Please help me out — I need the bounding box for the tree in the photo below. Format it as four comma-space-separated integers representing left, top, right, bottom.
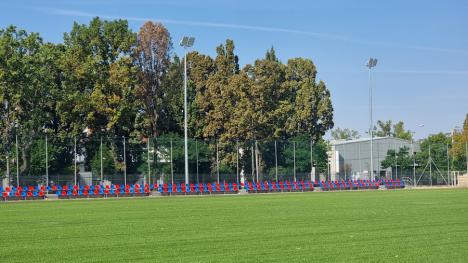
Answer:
0, 26, 71, 179
381, 146, 413, 178
331, 128, 360, 140
374, 120, 392, 137
134, 21, 172, 138
450, 114, 467, 172
373, 120, 412, 140
61, 17, 137, 173
415, 133, 450, 183
282, 58, 334, 141
393, 121, 412, 140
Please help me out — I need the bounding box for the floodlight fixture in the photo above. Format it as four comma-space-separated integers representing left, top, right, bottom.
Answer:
180, 36, 195, 48
366, 58, 378, 68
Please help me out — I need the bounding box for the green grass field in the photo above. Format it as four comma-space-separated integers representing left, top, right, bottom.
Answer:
1, 189, 468, 262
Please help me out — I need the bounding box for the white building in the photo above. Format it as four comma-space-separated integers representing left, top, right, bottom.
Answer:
329, 137, 419, 180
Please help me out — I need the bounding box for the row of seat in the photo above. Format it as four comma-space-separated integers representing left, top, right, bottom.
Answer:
244, 181, 314, 193
382, 179, 405, 189
158, 182, 240, 194
320, 180, 380, 191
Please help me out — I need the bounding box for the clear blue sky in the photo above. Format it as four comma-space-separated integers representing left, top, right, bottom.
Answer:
1, 0, 467, 139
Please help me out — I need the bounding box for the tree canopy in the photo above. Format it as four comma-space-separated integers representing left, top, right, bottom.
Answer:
0, 18, 334, 182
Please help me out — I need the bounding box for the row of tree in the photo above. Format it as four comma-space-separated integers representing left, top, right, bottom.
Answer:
0, 18, 334, 182
380, 115, 467, 181
331, 119, 413, 141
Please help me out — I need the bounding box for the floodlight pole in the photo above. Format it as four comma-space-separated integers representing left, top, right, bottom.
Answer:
180, 36, 195, 186
366, 58, 377, 180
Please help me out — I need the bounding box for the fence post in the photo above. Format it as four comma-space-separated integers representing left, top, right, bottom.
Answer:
147, 138, 151, 185
293, 141, 296, 182
100, 137, 103, 183
196, 139, 199, 184
216, 140, 220, 184
310, 140, 313, 182
16, 134, 19, 187
123, 136, 127, 186
74, 137, 77, 185
275, 140, 278, 182
45, 135, 49, 187
170, 138, 173, 185
236, 140, 239, 184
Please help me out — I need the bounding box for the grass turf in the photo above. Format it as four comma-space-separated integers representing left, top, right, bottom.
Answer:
1, 189, 468, 262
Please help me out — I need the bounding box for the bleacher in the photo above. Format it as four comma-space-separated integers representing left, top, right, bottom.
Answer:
1, 178, 406, 201
320, 180, 380, 191
1, 185, 47, 201
244, 181, 314, 193
382, 179, 405, 189
158, 182, 240, 195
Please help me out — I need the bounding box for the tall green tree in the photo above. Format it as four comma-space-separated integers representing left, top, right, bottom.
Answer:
450, 114, 467, 173
331, 128, 360, 140
134, 21, 172, 138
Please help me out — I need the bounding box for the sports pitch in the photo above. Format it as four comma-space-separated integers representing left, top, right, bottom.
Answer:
1, 189, 468, 262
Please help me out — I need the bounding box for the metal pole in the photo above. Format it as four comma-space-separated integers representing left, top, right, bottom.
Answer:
6, 155, 9, 187
45, 135, 48, 187
147, 138, 150, 185
100, 137, 103, 182
395, 145, 398, 181
183, 47, 189, 185
196, 140, 199, 184
170, 138, 173, 185
255, 140, 259, 182
466, 141, 468, 175
236, 140, 239, 184
310, 140, 313, 182
16, 134, 19, 187
123, 136, 127, 186
369, 68, 374, 181
412, 140, 416, 187
447, 143, 450, 186
216, 140, 220, 184
74, 137, 77, 186
275, 140, 278, 182
293, 141, 296, 182
429, 144, 432, 186
251, 144, 255, 182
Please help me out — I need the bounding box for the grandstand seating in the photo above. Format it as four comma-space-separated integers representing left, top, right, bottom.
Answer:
244, 180, 314, 193
1, 178, 404, 201
382, 179, 405, 189
320, 180, 380, 191
158, 182, 239, 195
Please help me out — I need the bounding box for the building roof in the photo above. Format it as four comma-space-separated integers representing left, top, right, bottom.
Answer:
330, 136, 412, 146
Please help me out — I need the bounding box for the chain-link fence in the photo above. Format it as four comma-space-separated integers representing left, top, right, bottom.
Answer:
0, 135, 331, 187
0, 134, 463, 188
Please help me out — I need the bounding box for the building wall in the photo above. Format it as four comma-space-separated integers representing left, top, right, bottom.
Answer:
330, 137, 419, 179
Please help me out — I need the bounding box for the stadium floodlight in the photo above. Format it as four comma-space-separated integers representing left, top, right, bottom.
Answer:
180, 36, 196, 185
366, 57, 378, 180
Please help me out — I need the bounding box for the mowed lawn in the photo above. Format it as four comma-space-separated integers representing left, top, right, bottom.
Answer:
1, 189, 468, 262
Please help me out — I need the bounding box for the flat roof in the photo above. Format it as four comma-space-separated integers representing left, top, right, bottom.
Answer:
330, 136, 412, 146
